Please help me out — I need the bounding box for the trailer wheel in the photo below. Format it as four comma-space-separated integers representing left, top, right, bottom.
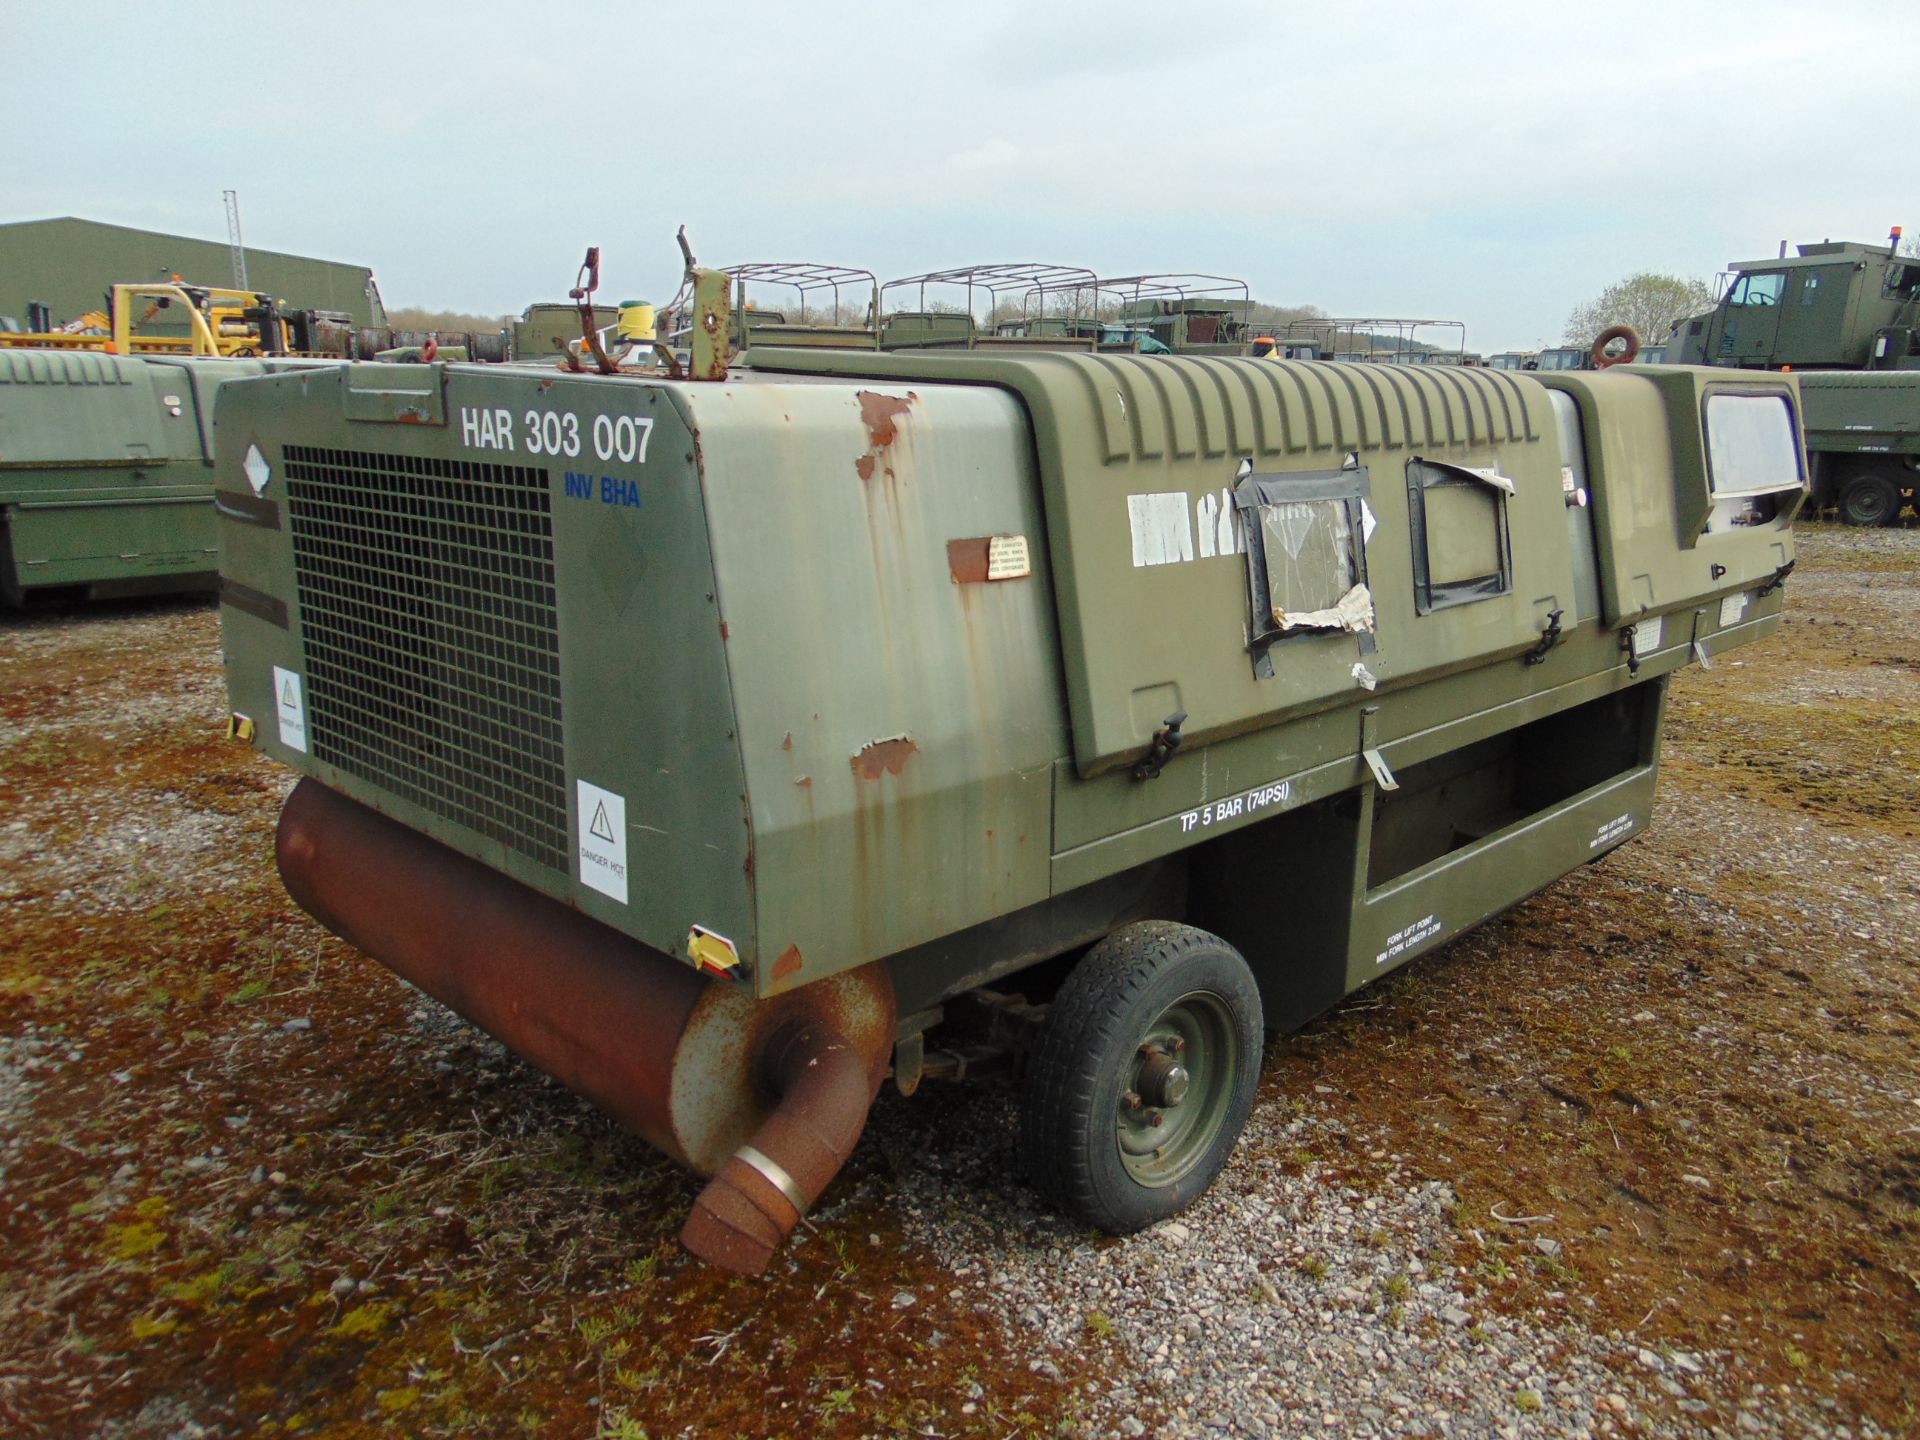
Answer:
1019, 921, 1262, 1233
1838, 472, 1900, 527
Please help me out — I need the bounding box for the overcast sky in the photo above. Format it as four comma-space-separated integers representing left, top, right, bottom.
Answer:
1, 1, 1906, 351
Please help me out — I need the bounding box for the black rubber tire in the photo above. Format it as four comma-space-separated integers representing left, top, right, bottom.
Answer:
1019, 920, 1263, 1234
1838, 472, 1900, 528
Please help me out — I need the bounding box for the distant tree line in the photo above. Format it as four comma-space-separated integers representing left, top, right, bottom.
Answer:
384, 307, 514, 332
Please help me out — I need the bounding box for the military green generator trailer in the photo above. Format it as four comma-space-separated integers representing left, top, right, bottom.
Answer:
217, 285, 1805, 1274
0, 349, 293, 604
1668, 233, 1919, 525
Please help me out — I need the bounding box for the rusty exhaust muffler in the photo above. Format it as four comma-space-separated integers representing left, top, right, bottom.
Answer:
275, 779, 894, 1275
680, 1018, 875, 1273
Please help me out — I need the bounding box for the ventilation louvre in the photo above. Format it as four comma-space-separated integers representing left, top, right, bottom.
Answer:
284, 445, 567, 874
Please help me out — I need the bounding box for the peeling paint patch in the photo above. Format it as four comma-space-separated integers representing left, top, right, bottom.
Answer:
854, 390, 915, 483
857, 390, 915, 448
851, 735, 918, 780
772, 945, 805, 982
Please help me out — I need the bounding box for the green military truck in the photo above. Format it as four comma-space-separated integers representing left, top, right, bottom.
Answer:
0, 349, 292, 603
1668, 232, 1919, 525
216, 268, 1805, 1273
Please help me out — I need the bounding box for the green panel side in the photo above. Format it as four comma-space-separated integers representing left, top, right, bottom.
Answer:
1797, 370, 1920, 458
675, 379, 1065, 994
1539, 369, 1801, 627
748, 349, 1569, 777
216, 365, 755, 977
1347, 685, 1666, 990
0, 350, 279, 598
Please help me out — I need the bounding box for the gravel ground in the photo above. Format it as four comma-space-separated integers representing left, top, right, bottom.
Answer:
1, 524, 1915, 1438
867, 1076, 1886, 1440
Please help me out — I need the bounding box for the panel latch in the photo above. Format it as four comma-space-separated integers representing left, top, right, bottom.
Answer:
1133, 711, 1189, 781
1524, 608, 1564, 666
1619, 624, 1641, 678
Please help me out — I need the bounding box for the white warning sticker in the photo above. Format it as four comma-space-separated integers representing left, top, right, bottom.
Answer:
272, 666, 307, 754
1718, 592, 1749, 628
1631, 614, 1663, 658
986, 535, 1032, 580
577, 779, 629, 904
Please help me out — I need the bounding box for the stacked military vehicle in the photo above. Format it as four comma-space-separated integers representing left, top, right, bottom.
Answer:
0, 285, 629, 604
214, 240, 1807, 1274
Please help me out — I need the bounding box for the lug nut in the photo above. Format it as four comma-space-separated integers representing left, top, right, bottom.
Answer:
1124, 1090, 1143, 1111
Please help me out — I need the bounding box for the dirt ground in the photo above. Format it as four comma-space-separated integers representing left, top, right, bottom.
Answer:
1, 521, 1915, 1438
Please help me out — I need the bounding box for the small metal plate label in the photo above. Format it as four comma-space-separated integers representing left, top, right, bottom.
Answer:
577, 780, 629, 904
986, 535, 1031, 580
1719, 592, 1749, 628
1631, 615, 1664, 658
272, 666, 307, 754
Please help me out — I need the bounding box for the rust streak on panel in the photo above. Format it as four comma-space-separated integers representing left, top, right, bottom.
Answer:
772, 945, 805, 982
851, 735, 918, 780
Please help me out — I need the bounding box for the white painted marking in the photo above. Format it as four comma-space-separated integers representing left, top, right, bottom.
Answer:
1376, 914, 1444, 966
1195, 488, 1241, 559
1590, 813, 1636, 850
243, 445, 271, 495
1128, 492, 1194, 567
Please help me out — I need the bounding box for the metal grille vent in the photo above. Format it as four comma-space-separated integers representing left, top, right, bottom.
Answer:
283, 445, 567, 873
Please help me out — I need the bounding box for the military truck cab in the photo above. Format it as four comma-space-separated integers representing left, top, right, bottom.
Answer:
1671, 240, 1920, 373
1668, 234, 1920, 524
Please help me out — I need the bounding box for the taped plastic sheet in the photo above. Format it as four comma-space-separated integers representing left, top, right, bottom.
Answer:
1259, 500, 1374, 633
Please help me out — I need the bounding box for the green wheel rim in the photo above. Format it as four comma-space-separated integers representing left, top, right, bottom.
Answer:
1114, 990, 1240, 1188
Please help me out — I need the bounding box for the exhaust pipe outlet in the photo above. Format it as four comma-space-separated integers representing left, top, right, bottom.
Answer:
273, 779, 896, 1268
680, 1019, 878, 1275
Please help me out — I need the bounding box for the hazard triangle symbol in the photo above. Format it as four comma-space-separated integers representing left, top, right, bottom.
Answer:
589, 801, 616, 843
281, 678, 297, 706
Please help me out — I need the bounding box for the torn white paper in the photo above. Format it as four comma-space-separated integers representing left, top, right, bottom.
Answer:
1274, 582, 1375, 634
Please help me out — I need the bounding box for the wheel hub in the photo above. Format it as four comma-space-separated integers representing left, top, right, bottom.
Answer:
1138, 1053, 1191, 1108
1114, 993, 1239, 1184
